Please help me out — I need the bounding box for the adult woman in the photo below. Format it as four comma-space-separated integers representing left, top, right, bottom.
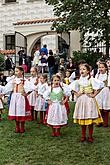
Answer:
66, 58, 75, 74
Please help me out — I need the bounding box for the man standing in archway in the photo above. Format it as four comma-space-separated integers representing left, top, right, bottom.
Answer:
40, 44, 48, 56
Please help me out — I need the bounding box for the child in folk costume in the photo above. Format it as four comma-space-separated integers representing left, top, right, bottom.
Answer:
106, 58, 110, 87
34, 74, 48, 123
95, 61, 110, 127
3, 66, 34, 133
6, 70, 15, 109
56, 72, 71, 115
64, 70, 71, 85
27, 67, 38, 120
106, 58, 110, 72
69, 64, 104, 142
0, 85, 5, 121
43, 74, 70, 137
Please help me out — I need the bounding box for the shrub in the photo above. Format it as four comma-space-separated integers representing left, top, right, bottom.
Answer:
0, 54, 5, 71
72, 51, 102, 68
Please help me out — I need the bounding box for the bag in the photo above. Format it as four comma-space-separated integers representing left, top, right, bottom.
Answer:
41, 57, 47, 63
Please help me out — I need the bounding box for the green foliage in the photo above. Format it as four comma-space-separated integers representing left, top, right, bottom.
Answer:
73, 51, 101, 67
0, 54, 5, 71
46, 0, 110, 55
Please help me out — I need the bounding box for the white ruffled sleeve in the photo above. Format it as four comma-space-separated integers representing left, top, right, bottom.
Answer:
62, 84, 71, 96
43, 87, 51, 100
3, 81, 14, 94
69, 80, 79, 92
107, 74, 110, 87
24, 80, 36, 93
69, 72, 76, 83
0, 85, 4, 93
91, 78, 104, 90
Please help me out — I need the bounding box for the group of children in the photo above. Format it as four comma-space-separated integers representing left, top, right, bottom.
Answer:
0, 57, 110, 143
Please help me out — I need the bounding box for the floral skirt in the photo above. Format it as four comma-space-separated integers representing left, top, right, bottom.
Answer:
34, 95, 46, 111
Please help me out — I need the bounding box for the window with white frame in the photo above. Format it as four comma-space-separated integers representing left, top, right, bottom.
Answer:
5, 0, 16, 3
27, 0, 42, 2
5, 35, 15, 50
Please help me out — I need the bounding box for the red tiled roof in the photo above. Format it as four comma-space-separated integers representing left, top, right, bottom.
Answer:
0, 50, 15, 55
14, 18, 62, 25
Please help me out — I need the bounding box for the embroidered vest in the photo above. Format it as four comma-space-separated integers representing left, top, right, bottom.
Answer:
78, 79, 93, 94
50, 89, 64, 102
13, 80, 25, 93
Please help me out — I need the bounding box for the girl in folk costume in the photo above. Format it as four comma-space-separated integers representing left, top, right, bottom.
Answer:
95, 61, 110, 127
0, 85, 5, 121
69, 64, 104, 142
64, 70, 71, 85
56, 72, 71, 115
34, 74, 48, 123
43, 74, 70, 137
106, 58, 110, 87
6, 69, 15, 109
27, 67, 38, 120
3, 66, 34, 133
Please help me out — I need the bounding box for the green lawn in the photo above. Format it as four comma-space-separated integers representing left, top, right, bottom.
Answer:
0, 102, 110, 165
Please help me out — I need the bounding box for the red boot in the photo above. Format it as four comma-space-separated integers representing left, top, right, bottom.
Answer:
56, 128, 61, 137
15, 121, 20, 133
88, 125, 93, 143
80, 125, 86, 142
40, 112, 43, 123
31, 106, 34, 120
103, 110, 109, 127
43, 112, 46, 122
20, 122, 25, 133
52, 128, 56, 137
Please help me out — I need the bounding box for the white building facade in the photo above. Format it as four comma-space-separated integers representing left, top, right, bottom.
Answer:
0, 0, 81, 61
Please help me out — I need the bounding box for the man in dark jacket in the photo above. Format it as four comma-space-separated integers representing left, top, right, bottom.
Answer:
5, 56, 13, 71
47, 50, 55, 80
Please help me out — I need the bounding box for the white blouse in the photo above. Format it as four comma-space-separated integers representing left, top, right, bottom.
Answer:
3, 77, 35, 94
43, 85, 71, 100
36, 82, 49, 96
69, 76, 104, 92
95, 73, 110, 87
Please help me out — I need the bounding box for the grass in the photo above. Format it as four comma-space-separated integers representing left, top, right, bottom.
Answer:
0, 102, 110, 165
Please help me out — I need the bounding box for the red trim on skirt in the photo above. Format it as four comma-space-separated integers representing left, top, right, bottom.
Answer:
8, 115, 32, 121
44, 106, 67, 128
47, 123, 67, 128
8, 96, 32, 121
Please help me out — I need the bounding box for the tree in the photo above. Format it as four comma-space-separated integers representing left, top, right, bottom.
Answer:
45, 0, 110, 57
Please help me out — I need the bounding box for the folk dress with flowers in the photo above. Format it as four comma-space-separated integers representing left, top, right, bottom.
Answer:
69, 75, 104, 125
34, 82, 49, 111
43, 86, 70, 128
27, 76, 38, 107
95, 73, 110, 110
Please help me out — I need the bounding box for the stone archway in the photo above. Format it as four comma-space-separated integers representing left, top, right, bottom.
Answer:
26, 31, 70, 57
14, 18, 81, 59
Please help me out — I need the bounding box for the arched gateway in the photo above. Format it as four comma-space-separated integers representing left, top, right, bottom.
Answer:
14, 18, 80, 65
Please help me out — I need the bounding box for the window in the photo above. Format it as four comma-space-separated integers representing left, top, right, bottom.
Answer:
5, 35, 15, 50
5, 0, 16, 3
27, 0, 41, 2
